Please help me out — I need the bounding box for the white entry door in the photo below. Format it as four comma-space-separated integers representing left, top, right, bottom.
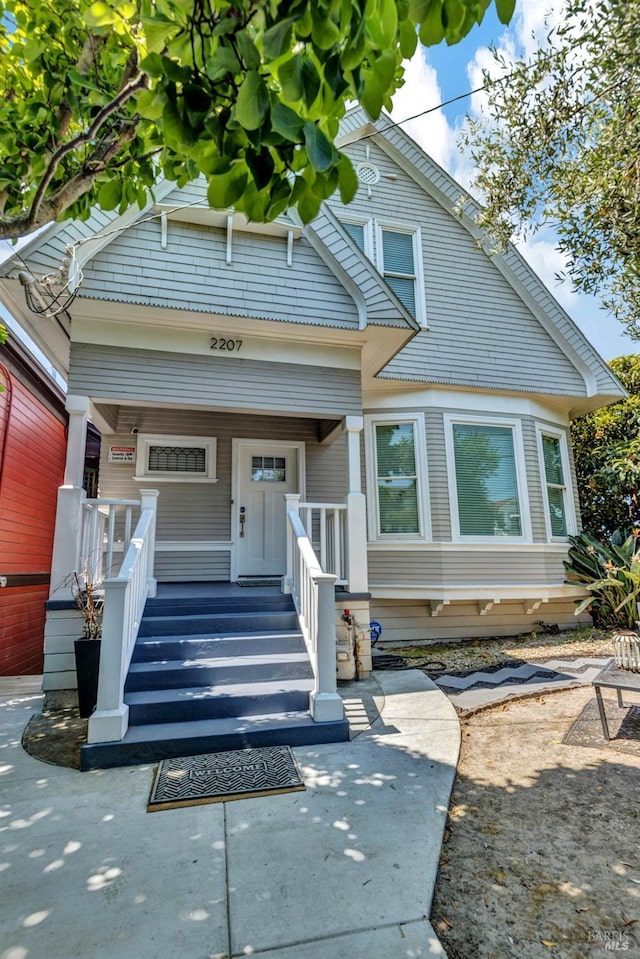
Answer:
234, 442, 302, 577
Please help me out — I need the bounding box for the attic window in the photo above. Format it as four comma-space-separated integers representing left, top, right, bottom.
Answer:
376, 223, 426, 326
134, 434, 218, 482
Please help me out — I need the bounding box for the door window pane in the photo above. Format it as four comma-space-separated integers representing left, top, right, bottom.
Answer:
251, 455, 286, 482
375, 423, 420, 534
452, 424, 522, 536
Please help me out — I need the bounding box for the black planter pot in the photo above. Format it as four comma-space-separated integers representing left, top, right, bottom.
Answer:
74, 638, 102, 719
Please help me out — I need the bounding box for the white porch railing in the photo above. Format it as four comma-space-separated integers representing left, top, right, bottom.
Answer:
87, 490, 158, 744
80, 497, 141, 582
284, 498, 344, 723
297, 502, 348, 586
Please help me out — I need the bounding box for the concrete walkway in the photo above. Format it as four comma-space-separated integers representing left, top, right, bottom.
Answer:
433, 656, 611, 712
0, 671, 460, 959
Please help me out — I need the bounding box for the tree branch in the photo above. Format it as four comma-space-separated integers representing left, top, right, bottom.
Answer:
29, 72, 148, 228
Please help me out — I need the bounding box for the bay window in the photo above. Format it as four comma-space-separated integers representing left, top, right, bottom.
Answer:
447, 417, 529, 540
537, 426, 575, 539
367, 415, 429, 540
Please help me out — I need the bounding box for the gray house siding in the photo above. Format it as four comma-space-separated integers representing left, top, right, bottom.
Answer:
79, 218, 362, 329
369, 597, 586, 644
328, 139, 590, 398
69, 344, 362, 418
98, 407, 347, 581
367, 549, 567, 587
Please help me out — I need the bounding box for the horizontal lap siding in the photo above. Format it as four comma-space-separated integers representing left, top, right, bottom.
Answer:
69, 344, 361, 418
370, 598, 587, 644
98, 409, 347, 577
79, 220, 360, 328
155, 552, 231, 582
328, 141, 587, 397
368, 550, 568, 587
0, 586, 51, 673
0, 376, 66, 674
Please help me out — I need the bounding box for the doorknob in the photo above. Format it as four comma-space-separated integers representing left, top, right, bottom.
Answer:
239, 506, 246, 538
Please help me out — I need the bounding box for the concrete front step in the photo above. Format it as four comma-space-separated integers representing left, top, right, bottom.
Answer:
125, 653, 314, 693
125, 677, 315, 724
138, 609, 299, 638
131, 630, 305, 663
80, 712, 350, 770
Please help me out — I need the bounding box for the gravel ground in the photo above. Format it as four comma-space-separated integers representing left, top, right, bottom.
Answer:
386, 627, 614, 675
430, 686, 640, 959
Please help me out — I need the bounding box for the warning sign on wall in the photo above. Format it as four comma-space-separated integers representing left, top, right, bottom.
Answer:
108, 446, 136, 463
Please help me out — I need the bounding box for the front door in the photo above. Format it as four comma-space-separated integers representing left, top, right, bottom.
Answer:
234, 442, 302, 577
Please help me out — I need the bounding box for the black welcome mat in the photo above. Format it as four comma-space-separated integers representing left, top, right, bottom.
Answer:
562, 697, 640, 756
148, 745, 306, 811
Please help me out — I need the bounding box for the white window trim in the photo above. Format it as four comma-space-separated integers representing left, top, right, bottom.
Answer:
339, 215, 374, 261
365, 412, 431, 543
444, 414, 533, 543
535, 423, 577, 541
134, 434, 218, 483
374, 219, 427, 328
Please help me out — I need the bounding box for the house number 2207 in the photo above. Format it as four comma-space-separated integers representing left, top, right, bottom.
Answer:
210, 337, 243, 352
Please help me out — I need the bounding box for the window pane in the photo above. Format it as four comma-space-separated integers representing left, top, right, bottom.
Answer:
382, 230, 414, 274
376, 424, 416, 478
453, 424, 522, 536
547, 487, 567, 536
378, 479, 419, 533
542, 435, 564, 486
343, 221, 366, 251
385, 276, 416, 317
375, 423, 420, 534
148, 445, 206, 473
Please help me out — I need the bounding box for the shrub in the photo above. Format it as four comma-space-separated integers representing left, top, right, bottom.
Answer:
564, 531, 640, 629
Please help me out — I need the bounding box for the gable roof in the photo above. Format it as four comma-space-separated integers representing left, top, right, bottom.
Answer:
338, 107, 626, 410
0, 176, 418, 378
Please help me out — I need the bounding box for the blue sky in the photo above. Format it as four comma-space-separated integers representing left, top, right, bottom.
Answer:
390, 0, 637, 363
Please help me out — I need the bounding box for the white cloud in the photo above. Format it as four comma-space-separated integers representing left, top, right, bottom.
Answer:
390, 50, 457, 172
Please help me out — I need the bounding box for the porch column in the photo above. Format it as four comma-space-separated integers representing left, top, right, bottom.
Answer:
49, 396, 90, 598
344, 415, 368, 594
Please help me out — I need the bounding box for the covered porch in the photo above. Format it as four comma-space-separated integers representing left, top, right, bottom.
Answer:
44, 396, 372, 761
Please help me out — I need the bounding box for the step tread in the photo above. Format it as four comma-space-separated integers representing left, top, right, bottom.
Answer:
135, 630, 303, 645
142, 609, 296, 623
125, 677, 316, 705
128, 652, 311, 673
120, 711, 343, 743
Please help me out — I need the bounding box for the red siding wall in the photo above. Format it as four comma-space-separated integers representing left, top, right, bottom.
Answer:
0, 365, 66, 674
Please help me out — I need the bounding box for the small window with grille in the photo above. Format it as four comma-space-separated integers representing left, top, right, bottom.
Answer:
134, 435, 218, 482
251, 455, 287, 482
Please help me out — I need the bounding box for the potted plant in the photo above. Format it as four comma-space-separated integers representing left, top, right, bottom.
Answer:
72, 571, 103, 718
